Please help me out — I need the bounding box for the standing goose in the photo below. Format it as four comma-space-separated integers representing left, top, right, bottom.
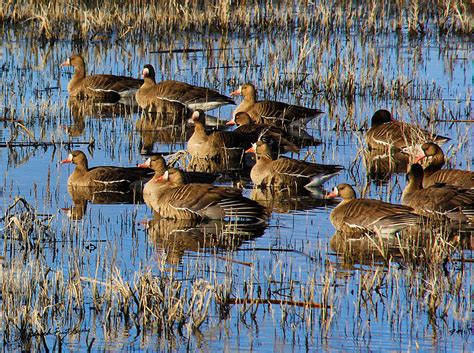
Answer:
61, 150, 153, 189
61, 54, 143, 100
246, 141, 343, 188
187, 110, 254, 159
143, 170, 267, 221
136, 64, 234, 112
137, 155, 220, 195
230, 83, 323, 127
415, 142, 474, 189
365, 109, 450, 150
326, 183, 423, 237
401, 164, 474, 222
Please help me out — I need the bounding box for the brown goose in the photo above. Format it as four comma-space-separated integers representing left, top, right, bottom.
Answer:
365, 109, 450, 150
246, 141, 342, 188
137, 155, 220, 194
226, 112, 302, 153
61, 150, 153, 189
326, 183, 423, 237
415, 142, 474, 189
136, 64, 234, 112
143, 170, 267, 221
187, 110, 254, 159
402, 164, 474, 222
229, 112, 321, 146
61, 54, 143, 100
230, 83, 323, 127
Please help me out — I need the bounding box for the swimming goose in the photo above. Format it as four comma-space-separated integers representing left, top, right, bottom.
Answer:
365, 109, 450, 150
136, 64, 234, 112
61, 54, 143, 100
230, 83, 323, 127
187, 110, 254, 159
326, 183, 423, 237
415, 142, 474, 189
61, 150, 153, 189
227, 112, 303, 153
246, 141, 342, 188
401, 164, 474, 222
143, 170, 267, 221
137, 155, 220, 195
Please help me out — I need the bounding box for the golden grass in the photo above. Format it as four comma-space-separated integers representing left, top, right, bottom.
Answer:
0, 0, 472, 41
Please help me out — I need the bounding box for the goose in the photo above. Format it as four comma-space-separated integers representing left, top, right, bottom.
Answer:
365, 109, 450, 150
137, 155, 220, 195
136, 64, 234, 112
187, 110, 254, 159
226, 112, 303, 153
326, 183, 423, 237
415, 142, 474, 188
61, 150, 152, 189
142, 170, 267, 221
230, 83, 323, 127
61, 54, 142, 100
246, 141, 342, 188
401, 164, 474, 222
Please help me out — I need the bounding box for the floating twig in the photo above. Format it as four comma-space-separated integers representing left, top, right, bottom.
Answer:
224, 297, 326, 308
215, 256, 253, 267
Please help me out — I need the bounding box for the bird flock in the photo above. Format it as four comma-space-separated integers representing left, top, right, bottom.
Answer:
60, 54, 474, 240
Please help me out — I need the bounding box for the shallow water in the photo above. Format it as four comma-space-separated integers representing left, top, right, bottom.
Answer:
0, 15, 472, 352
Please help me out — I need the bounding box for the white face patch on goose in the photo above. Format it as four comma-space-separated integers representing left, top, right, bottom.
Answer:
163, 170, 169, 180
143, 67, 149, 77
333, 186, 339, 195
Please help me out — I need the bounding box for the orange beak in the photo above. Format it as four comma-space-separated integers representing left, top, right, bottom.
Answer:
414, 154, 425, 164
138, 158, 151, 168
60, 58, 71, 67
325, 191, 338, 199
60, 154, 73, 164
226, 119, 235, 126
230, 88, 241, 96
245, 146, 256, 153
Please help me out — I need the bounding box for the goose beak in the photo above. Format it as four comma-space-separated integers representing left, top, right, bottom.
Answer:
60, 154, 73, 164
226, 119, 236, 126
245, 143, 256, 153
190, 111, 200, 123
325, 191, 338, 199
230, 87, 242, 96
142, 67, 149, 79
414, 153, 426, 164
138, 158, 151, 168
60, 58, 71, 67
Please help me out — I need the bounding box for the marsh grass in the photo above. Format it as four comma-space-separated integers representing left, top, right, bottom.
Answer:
1, 0, 472, 40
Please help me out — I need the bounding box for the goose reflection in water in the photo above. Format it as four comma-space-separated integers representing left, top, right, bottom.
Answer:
64, 185, 143, 220
363, 148, 410, 181
145, 216, 267, 265
251, 187, 337, 214
66, 97, 138, 137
